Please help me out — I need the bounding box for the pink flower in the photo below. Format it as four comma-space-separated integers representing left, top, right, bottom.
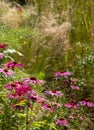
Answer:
70, 85, 80, 90
7, 94, 18, 99
0, 43, 8, 49
65, 102, 78, 109
51, 102, 62, 107
65, 103, 72, 108
80, 98, 94, 107
5, 82, 20, 90
80, 101, 86, 106
68, 115, 74, 119
55, 70, 72, 78
55, 118, 68, 127
40, 102, 54, 111
0, 68, 13, 77
87, 102, 94, 107
13, 82, 31, 97
27, 93, 43, 102
45, 90, 62, 96
0, 53, 4, 59
22, 76, 45, 85
27, 89, 36, 96
79, 117, 84, 121
3, 61, 24, 70
5, 83, 13, 90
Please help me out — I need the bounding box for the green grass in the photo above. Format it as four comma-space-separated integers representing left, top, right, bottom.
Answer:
0, 25, 32, 50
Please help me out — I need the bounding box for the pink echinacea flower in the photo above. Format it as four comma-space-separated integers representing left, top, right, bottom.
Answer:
80, 98, 94, 107
0, 68, 13, 77
0, 43, 8, 49
70, 85, 80, 90
65, 102, 78, 109
55, 70, 72, 78
3, 61, 24, 70
55, 118, 68, 127
45, 90, 62, 96
40, 102, 54, 111
22, 76, 45, 85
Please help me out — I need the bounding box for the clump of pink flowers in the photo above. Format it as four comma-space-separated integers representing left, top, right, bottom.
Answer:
6, 81, 31, 98
80, 98, 94, 107
5, 80, 47, 110
3, 61, 24, 70
0, 42, 93, 130
65, 101, 78, 109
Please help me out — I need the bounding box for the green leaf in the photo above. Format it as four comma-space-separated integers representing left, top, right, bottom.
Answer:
36, 71, 45, 79
15, 100, 26, 106
31, 121, 47, 128
17, 113, 26, 117
48, 123, 57, 130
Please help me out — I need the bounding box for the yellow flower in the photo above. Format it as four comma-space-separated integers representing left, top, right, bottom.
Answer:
23, 41, 26, 44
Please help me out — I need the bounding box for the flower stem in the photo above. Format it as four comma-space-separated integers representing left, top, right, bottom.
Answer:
26, 106, 29, 130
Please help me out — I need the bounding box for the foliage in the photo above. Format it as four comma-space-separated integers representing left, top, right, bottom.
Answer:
0, 0, 94, 129
0, 43, 93, 130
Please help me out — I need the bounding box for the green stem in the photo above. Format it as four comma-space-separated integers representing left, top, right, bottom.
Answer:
26, 106, 29, 130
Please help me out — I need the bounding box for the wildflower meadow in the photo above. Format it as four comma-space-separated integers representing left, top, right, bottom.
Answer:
0, 43, 93, 130
0, 0, 94, 130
